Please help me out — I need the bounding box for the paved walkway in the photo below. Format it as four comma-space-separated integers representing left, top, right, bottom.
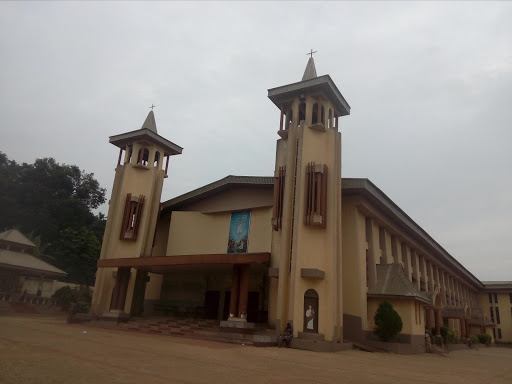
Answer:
1, 315, 511, 384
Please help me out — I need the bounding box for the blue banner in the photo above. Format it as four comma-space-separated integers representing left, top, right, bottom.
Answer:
227, 211, 250, 253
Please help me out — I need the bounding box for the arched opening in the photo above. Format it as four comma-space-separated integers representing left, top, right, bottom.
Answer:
126, 146, 133, 164
137, 148, 150, 166
320, 105, 325, 126
154, 151, 161, 168
311, 103, 319, 124
328, 109, 332, 129
298, 101, 306, 124
303, 289, 319, 333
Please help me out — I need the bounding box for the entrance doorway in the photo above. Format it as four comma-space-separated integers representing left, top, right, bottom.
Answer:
204, 291, 220, 319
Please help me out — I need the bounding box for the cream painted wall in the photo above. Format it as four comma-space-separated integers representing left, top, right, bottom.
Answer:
367, 298, 425, 336
341, 198, 367, 325
167, 207, 272, 256
479, 292, 512, 342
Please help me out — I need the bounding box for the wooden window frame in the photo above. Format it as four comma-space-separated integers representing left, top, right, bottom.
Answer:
120, 193, 145, 241
304, 162, 327, 228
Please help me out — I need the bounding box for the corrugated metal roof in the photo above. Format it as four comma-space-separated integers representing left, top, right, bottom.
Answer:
0, 229, 36, 248
368, 264, 431, 304
0, 249, 67, 277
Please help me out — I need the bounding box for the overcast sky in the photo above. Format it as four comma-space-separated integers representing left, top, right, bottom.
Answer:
1, 2, 511, 281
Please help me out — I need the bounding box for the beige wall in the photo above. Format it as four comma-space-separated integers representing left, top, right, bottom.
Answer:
479, 291, 512, 342
166, 207, 272, 256
178, 187, 273, 213
367, 298, 425, 337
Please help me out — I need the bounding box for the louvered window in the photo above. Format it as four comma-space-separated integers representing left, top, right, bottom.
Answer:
272, 166, 286, 231
304, 162, 327, 228
120, 193, 145, 240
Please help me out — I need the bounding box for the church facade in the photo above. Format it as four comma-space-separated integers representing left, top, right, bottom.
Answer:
91, 58, 511, 349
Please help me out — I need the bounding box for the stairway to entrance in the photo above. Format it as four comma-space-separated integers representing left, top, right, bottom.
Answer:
89, 316, 277, 346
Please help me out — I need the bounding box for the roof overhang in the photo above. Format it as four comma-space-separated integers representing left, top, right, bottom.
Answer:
268, 75, 350, 116
97, 252, 270, 269
367, 293, 431, 305
109, 128, 183, 156
0, 263, 67, 278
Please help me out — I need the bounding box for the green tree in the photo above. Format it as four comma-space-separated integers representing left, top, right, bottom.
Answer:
0, 152, 106, 285
373, 301, 403, 341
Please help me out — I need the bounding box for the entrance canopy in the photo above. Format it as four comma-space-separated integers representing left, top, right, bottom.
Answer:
97, 252, 270, 272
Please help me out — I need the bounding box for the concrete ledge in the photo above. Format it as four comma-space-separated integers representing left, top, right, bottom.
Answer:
300, 268, 324, 279
220, 320, 256, 329
298, 332, 324, 341
101, 311, 130, 323
291, 338, 352, 352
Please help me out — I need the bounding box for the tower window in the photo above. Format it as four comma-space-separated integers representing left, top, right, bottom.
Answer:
154, 151, 161, 168
312, 103, 319, 124
328, 109, 332, 129
272, 166, 286, 231
304, 162, 327, 228
137, 148, 150, 166
320, 105, 325, 126
120, 193, 145, 241
298, 101, 306, 124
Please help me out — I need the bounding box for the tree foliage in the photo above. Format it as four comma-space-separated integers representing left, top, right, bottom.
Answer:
373, 301, 403, 341
0, 152, 106, 285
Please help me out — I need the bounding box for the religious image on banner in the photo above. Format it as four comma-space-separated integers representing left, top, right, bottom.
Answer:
227, 211, 250, 253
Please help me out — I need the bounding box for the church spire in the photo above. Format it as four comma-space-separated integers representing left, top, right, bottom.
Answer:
302, 57, 317, 81
141, 110, 157, 133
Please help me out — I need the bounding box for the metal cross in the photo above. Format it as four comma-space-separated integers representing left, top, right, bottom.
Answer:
307, 49, 317, 58
150, 104, 156, 111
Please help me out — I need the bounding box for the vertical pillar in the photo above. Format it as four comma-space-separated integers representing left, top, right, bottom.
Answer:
434, 309, 441, 336
229, 265, 240, 318
238, 264, 250, 319
365, 218, 377, 288
426, 308, 433, 332
401, 243, 411, 280
279, 106, 284, 131
460, 318, 466, 339
37, 275, 44, 297
110, 267, 131, 311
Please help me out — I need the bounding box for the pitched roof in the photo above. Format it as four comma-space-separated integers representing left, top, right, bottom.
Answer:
162, 175, 273, 212
140, 110, 157, 133
0, 229, 36, 248
302, 57, 318, 81
0, 249, 67, 277
368, 264, 431, 304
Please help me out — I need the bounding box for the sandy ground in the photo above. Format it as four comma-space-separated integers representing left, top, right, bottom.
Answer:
0, 315, 511, 384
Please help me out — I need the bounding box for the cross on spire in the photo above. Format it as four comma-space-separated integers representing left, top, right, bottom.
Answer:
307, 49, 317, 59
150, 104, 156, 111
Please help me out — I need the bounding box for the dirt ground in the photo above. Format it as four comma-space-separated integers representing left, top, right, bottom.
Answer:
0, 315, 511, 384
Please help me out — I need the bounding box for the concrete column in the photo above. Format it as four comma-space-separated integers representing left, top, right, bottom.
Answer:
111, 267, 131, 311
365, 218, 377, 288
229, 265, 240, 318
237, 264, 250, 319
411, 250, 420, 290
434, 309, 441, 336
460, 318, 466, 339
426, 308, 433, 332
401, 243, 411, 280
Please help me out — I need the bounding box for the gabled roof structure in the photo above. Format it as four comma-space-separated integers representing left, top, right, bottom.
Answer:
368, 264, 431, 304
0, 229, 36, 248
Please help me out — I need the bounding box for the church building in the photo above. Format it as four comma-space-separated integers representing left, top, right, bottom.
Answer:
91, 58, 511, 351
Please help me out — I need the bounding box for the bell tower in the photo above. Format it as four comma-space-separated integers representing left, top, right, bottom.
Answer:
268, 56, 350, 342
91, 110, 182, 319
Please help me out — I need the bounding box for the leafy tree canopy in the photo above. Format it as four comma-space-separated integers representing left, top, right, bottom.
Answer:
373, 301, 403, 342
0, 152, 106, 285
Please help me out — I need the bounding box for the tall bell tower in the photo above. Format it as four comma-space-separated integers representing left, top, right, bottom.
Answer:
268, 56, 350, 342
91, 110, 182, 319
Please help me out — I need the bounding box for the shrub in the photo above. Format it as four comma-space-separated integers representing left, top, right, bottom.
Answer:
469, 334, 479, 344
373, 301, 403, 341
52, 285, 92, 313
52, 286, 76, 311
445, 328, 459, 344
477, 333, 492, 345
